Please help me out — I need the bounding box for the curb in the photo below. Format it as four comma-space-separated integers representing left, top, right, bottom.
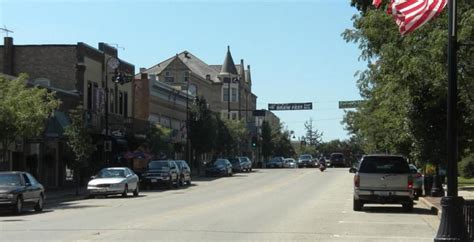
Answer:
419, 197, 442, 219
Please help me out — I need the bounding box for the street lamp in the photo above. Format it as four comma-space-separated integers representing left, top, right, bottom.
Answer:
104, 57, 120, 166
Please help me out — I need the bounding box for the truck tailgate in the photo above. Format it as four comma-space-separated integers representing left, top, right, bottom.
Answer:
359, 173, 409, 190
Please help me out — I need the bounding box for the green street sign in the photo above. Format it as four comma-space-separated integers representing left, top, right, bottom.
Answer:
339, 100, 364, 109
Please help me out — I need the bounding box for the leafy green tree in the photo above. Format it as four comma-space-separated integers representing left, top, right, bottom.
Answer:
146, 123, 172, 158
341, 0, 474, 167
273, 128, 296, 158
223, 119, 248, 156
261, 120, 273, 161
189, 97, 217, 168
64, 105, 96, 195
303, 118, 323, 148
214, 115, 232, 157
0, 74, 60, 166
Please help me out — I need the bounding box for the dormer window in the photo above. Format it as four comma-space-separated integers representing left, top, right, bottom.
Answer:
184, 71, 190, 82
206, 74, 211, 80
164, 71, 174, 82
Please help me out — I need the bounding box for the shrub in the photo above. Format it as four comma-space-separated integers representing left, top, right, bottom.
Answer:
459, 154, 474, 178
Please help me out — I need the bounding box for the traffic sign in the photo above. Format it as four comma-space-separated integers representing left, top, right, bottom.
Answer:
268, 102, 312, 111
338, 100, 364, 109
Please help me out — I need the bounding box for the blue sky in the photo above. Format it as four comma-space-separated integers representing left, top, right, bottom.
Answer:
0, 0, 365, 142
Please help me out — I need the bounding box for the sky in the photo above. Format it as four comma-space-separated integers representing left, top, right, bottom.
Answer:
0, 0, 366, 142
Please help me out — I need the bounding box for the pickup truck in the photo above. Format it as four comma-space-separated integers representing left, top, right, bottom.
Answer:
352, 155, 414, 211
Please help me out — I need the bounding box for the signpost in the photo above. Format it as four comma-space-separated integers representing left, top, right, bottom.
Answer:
338, 100, 364, 109
268, 102, 312, 111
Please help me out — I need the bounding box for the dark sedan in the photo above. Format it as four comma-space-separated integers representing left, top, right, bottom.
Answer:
266, 157, 285, 168
205, 159, 233, 177
0, 171, 45, 214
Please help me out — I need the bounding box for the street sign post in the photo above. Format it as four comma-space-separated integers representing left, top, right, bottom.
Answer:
268, 102, 312, 111
338, 100, 364, 109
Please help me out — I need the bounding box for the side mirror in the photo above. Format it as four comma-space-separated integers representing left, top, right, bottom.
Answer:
25, 182, 32, 187
90, 175, 96, 180
349, 167, 357, 173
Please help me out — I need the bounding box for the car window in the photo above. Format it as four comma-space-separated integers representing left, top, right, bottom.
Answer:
149, 161, 170, 170
359, 157, 410, 174
0, 174, 22, 186
97, 169, 126, 178
26, 173, 39, 185
23, 174, 31, 185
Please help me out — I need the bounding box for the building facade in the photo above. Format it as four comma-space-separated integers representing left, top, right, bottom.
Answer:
0, 37, 135, 187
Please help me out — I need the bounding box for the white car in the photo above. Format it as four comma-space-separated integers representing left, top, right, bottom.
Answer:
87, 167, 140, 198
284, 158, 297, 168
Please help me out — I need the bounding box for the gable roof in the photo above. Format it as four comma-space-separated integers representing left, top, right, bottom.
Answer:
138, 51, 221, 83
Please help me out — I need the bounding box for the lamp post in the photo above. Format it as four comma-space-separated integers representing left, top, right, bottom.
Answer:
434, 0, 467, 240
104, 57, 120, 167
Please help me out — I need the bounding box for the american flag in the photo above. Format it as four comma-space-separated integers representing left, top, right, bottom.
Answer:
375, 0, 447, 35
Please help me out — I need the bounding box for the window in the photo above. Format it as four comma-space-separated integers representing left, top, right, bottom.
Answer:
119, 92, 123, 115
223, 87, 229, 102
109, 88, 114, 113
223, 77, 230, 83
232, 112, 238, 120
87, 82, 92, 110
184, 71, 189, 82
165, 71, 174, 82
231, 87, 238, 102
206, 74, 211, 80
124, 92, 128, 117
22, 174, 31, 185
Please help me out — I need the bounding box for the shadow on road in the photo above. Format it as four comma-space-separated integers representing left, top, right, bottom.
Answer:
0, 209, 53, 218
362, 205, 436, 215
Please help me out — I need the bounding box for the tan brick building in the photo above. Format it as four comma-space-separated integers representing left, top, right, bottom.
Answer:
137, 47, 257, 123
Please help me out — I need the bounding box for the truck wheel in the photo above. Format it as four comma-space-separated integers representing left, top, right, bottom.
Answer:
353, 198, 363, 211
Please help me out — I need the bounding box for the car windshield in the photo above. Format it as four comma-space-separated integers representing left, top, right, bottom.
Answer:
229, 158, 240, 164
300, 155, 311, 160
331, 154, 344, 159
215, 159, 227, 166
0, 174, 22, 186
148, 161, 170, 170
97, 169, 126, 178
359, 157, 410, 174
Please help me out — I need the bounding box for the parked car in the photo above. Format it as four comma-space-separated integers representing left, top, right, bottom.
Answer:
141, 160, 180, 189
0, 171, 45, 214
284, 158, 297, 168
175, 160, 192, 186
266, 157, 285, 168
229, 158, 244, 173
409, 164, 424, 199
352, 154, 414, 211
87, 167, 140, 197
238, 156, 253, 172
298, 154, 314, 168
330, 153, 347, 167
205, 159, 233, 177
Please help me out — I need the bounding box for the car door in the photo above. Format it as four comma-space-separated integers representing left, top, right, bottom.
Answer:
170, 161, 178, 181
25, 173, 43, 201
21, 173, 35, 203
127, 168, 138, 191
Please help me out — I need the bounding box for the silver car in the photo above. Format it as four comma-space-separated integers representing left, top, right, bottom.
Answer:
284, 158, 297, 168
87, 167, 140, 198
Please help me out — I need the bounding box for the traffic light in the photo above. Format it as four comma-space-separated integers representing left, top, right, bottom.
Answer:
251, 136, 257, 149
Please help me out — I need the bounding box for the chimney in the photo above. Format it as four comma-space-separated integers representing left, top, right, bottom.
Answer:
3, 37, 14, 75
240, 59, 245, 82
140, 67, 147, 73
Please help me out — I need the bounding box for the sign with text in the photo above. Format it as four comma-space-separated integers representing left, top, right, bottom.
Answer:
338, 100, 365, 109
268, 102, 312, 111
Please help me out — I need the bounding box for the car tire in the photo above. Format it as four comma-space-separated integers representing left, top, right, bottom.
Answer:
13, 196, 23, 215
133, 184, 139, 197
174, 178, 180, 188
353, 198, 363, 211
34, 194, 44, 212
122, 185, 128, 197
167, 180, 173, 189
402, 203, 414, 212
186, 178, 191, 186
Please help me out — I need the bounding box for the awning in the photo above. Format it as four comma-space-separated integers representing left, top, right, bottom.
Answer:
44, 111, 70, 138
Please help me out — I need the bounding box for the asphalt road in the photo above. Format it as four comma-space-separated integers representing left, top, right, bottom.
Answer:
0, 168, 439, 241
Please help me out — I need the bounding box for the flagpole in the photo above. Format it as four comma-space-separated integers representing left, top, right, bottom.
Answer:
434, 0, 467, 240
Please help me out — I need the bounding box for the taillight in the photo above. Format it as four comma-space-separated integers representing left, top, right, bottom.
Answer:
415, 173, 422, 178
354, 175, 360, 188
408, 176, 413, 189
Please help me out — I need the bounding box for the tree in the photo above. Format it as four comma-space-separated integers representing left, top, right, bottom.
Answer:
341, 0, 474, 167
303, 118, 323, 147
0, 74, 60, 167
273, 128, 296, 158
260, 120, 273, 161
146, 123, 172, 158
64, 105, 96, 195
188, 97, 217, 168
223, 119, 248, 156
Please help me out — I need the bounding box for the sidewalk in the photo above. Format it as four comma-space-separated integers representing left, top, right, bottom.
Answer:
44, 187, 88, 205
419, 186, 474, 218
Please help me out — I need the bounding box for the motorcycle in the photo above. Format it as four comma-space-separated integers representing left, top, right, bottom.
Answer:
319, 160, 326, 172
